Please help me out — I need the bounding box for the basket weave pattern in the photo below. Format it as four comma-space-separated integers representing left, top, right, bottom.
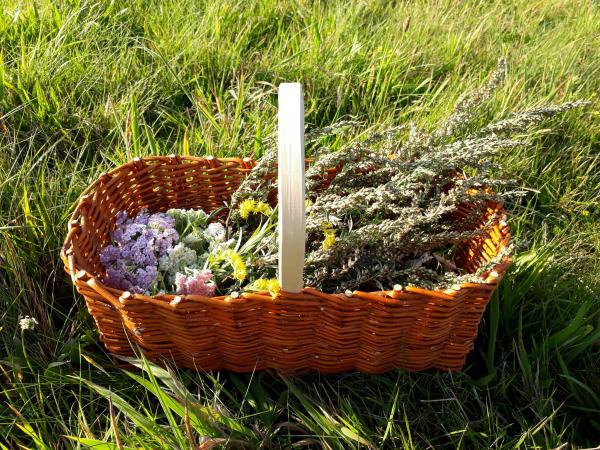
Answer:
61, 156, 511, 374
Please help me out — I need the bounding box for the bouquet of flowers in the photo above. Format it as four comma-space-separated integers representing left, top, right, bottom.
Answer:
99, 204, 279, 296
99, 60, 588, 297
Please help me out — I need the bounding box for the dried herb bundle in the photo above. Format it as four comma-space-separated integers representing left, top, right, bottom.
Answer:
231, 60, 589, 291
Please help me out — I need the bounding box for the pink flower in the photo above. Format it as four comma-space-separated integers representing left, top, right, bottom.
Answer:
175, 269, 216, 297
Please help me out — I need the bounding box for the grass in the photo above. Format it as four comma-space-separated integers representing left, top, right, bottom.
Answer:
0, 0, 599, 448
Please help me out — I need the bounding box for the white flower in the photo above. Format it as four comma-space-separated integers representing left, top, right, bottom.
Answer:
181, 232, 205, 246
158, 243, 198, 282
19, 316, 38, 331
205, 222, 226, 242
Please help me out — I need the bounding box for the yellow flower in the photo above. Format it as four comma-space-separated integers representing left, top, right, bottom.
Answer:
219, 249, 247, 281
247, 278, 280, 297
239, 199, 273, 219
582, 210, 590, 217
239, 199, 256, 219
256, 201, 272, 216
321, 223, 336, 251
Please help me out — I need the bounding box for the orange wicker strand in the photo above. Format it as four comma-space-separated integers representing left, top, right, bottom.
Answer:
61, 156, 511, 374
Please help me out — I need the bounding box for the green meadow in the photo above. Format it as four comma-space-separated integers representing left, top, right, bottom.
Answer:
1, 0, 599, 448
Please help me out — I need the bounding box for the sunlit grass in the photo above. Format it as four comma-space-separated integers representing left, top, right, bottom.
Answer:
1, 0, 599, 448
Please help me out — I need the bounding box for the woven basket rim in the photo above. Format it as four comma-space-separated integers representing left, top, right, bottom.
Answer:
61, 155, 512, 309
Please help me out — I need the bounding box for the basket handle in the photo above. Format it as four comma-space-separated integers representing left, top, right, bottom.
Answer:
277, 83, 306, 293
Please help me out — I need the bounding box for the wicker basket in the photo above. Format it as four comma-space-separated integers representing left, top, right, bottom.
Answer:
61, 152, 511, 374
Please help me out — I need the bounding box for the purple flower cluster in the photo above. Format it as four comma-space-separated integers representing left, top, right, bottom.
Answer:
100, 210, 178, 293
175, 269, 216, 296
